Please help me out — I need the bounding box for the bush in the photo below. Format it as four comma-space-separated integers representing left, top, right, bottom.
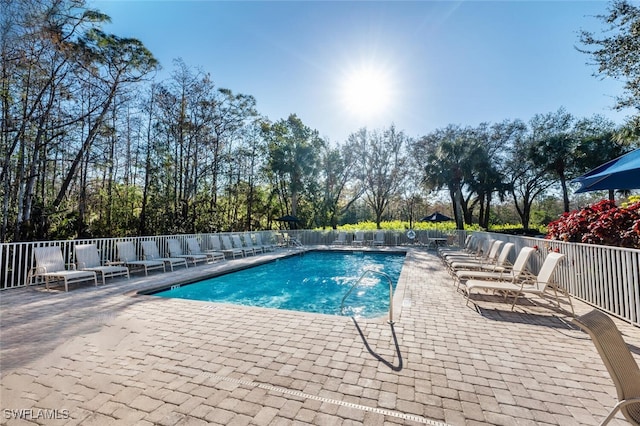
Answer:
490, 224, 547, 236
546, 199, 640, 248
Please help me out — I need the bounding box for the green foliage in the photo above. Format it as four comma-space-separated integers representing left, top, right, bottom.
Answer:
490, 223, 547, 236
579, 0, 640, 125
621, 195, 640, 208
324, 220, 481, 231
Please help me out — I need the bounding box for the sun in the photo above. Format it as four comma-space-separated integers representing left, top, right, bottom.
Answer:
339, 66, 394, 119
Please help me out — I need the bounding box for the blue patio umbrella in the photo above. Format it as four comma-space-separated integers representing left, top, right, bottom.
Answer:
572, 148, 640, 193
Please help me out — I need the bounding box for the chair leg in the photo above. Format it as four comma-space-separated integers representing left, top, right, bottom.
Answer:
599, 403, 622, 425
510, 292, 522, 310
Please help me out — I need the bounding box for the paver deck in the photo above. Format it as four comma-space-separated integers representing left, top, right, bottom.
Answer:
1, 246, 639, 425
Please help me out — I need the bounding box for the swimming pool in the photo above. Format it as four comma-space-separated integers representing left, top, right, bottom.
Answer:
152, 251, 406, 318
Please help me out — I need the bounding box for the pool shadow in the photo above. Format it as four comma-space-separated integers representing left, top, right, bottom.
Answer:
351, 317, 403, 371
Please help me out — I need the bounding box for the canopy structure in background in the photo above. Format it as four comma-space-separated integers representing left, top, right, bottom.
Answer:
572, 148, 640, 193
420, 212, 453, 223
275, 214, 301, 229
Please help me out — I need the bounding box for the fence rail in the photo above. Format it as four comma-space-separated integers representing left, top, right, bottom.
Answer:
2, 229, 638, 326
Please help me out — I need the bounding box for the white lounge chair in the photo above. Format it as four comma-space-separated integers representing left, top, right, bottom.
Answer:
455, 246, 535, 286
186, 237, 224, 263
231, 235, 255, 256
167, 239, 209, 265
74, 244, 129, 285
208, 235, 239, 259
372, 231, 385, 246
352, 231, 365, 246
141, 240, 189, 271
284, 233, 302, 247
572, 310, 640, 425
220, 235, 245, 258
464, 252, 572, 313
448, 241, 508, 273
333, 232, 347, 245
254, 233, 276, 251
116, 241, 165, 275
30, 246, 97, 291
242, 233, 264, 254
438, 234, 475, 256
443, 238, 495, 263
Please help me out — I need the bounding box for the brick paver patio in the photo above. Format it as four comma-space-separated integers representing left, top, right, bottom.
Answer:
1, 247, 639, 425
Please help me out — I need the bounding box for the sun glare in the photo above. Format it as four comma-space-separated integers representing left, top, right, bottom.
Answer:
340, 66, 394, 119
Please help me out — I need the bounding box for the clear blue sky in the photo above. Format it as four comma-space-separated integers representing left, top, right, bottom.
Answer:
91, 0, 630, 143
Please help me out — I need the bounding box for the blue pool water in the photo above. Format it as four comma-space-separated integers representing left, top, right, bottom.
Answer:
153, 251, 405, 318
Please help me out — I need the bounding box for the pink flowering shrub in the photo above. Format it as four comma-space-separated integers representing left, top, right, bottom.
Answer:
546, 200, 640, 248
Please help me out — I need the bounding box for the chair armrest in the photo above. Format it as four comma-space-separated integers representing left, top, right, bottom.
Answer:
33, 266, 47, 274
66, 263, 77, 270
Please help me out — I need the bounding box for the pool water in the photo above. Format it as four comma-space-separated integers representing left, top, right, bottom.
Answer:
153, 251, 405, 318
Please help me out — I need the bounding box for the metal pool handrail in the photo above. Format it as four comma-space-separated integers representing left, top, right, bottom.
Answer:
340, 269, 395, 324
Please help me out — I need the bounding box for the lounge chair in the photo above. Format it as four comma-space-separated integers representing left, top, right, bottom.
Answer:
194, 236, 227, 261
282, 232, 302, 247
220, 235, 245, 258
187, 237, 224, 263
333, 232, 347, 245
209, 235, 242, 259
254, 233, 276, 251
372, 231, 385, 246
438, 234, 477, 256
141, 240, 189, 271
448, 241, 510, 273
116, 241, 165, 275
30, 246, 97, 291
445, 240, 503, 272
464, 252, 572, 313
455, 246, 535, 284
572, 310, 640, 426
352, 231, 365, 247
74, 244, 130, 285
443, 238, 494, 263
438, 234, 477, 257
242, 233, 264, 254
231, 235, 256, 256
167, 239, 209, 265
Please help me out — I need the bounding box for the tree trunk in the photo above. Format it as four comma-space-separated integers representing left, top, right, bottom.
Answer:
52, 77, 121, 211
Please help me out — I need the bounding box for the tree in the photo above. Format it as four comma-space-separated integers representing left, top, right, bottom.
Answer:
315, 142, 361, 229
352, 126, 408, 229
469, 120, 524, 229
527, 108, 576, 213
506, 133, 554, 230
262, 114, 324, 225
412, 125, 485, 229
0, 0, 157, 241
579, 0, 640, 130
572, 115, 623, 201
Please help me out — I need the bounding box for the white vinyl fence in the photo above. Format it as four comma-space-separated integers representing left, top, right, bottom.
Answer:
482, 231, 640, 327
1, 230, 638, 326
